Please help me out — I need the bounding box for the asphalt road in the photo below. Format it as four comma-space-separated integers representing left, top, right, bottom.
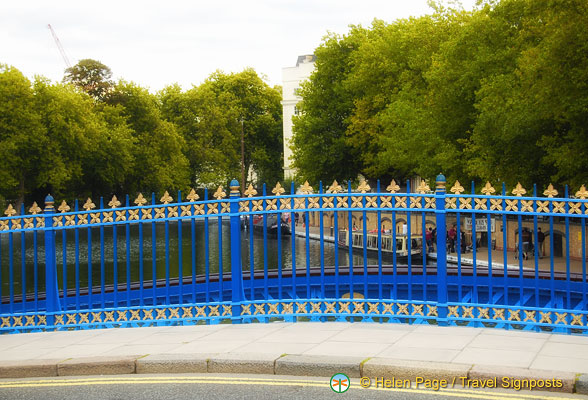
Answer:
0, 374, 587, 400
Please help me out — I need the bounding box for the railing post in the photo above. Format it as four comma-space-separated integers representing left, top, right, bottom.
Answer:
44, 194, 60, 327
229, 179, 243, 323
435, 174, 448, 326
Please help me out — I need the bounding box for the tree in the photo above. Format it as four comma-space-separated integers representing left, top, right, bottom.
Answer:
107, 81, 190, 193
291, 27, 367, 185
63, 59, 114, 101
0, 65, 46, 205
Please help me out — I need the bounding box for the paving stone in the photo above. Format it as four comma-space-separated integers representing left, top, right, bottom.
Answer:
576, 374, 588, 395
208, 353, 278, 374
452, 347, 535, 368
469, 365, 576, 393
530, 355, 588, 374
136, 353, 210, 374
57, 355, 138, 376
362, 358, 471, 381
0, 359, 61, 378
377, 345, 459, 362
275, 355, 364, 378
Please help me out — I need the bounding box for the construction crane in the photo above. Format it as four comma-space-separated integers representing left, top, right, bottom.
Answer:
47, 24, 72, 68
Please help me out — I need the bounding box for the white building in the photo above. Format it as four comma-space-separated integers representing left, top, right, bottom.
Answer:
282, 55, 315, 179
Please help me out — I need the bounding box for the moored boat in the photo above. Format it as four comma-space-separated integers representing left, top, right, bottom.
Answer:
338, 229, 426, 265
243, 213, 292, 236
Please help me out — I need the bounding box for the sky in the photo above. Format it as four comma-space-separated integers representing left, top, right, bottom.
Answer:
1, 0, 477, 92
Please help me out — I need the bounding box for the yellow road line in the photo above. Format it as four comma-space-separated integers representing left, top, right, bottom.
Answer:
0, 376, 577, 400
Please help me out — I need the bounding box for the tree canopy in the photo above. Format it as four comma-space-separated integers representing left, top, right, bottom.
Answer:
292, 0, 588, 190
0, 62, 282, 205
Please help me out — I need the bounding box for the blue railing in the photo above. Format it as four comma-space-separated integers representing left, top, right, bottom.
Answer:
0, 175, 586, 334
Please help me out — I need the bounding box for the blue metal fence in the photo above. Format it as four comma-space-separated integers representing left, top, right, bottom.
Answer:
0, 175, 587, 335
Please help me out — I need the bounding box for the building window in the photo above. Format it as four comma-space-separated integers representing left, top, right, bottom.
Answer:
294, 106, 300, 116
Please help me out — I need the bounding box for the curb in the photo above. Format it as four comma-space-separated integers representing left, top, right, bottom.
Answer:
0, 355, 584, 394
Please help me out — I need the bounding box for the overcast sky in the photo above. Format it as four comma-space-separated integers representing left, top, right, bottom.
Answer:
1, 0, 477, 92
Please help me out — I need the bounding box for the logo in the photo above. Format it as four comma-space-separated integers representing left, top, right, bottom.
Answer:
330, 373, 350, 393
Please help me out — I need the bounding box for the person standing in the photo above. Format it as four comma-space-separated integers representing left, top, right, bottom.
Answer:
537, 227, 545, 258
448, 225, 457, 253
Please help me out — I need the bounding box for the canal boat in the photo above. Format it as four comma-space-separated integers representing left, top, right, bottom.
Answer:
337, 230, 426, 265
244, 214, 292, 236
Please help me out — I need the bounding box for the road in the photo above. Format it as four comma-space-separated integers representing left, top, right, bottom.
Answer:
0, 374, 587, 400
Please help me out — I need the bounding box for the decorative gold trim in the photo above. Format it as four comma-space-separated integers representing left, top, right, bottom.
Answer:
462, 306, 474, 318
448, 306, 459, 317
493, 308, 505, 320
325, 302, 336, 313
481, 182, 495, 195
186, 188, 200, 202
213, 186, 226, 200
544, 184, 558, 198
134, 193, 147, 206
575, 185, 588, 200
508, 309, 521, 321
160, 191, 173, 204
352, 302, 365, 314
427, 305, 438, 317
272, 182, 285, 196
539, 312, 551, 324
490, 199, 502, 211
209, 305, 220, 317
299, 181, 313, 195
29, 202, 42, 215
386, 180, 400, 193
395, 196, 407, 208
244, 184, 257, 197
339, 302, 350, 313
327, 180, 343, 194
253, 304, 265, 315
512, 182, 526, 196
474, 198, 487, 210
410, 197, 423, 209
282, 303, 293, 314
357, 180, 370, 193
268, 303, 279, 314
310, 302, 322, 313
415, 181, 430, 194
397, 304, 409, 315
83, 198, 96, 210
450, 181, 465, 194
412, 304, 424, 316
478, 307, 490, 319
108, 195, 121, 208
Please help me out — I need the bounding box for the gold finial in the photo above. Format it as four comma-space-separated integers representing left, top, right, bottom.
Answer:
213, 186, 226, 200
83, 198, 96, 211
544, 184, 558, 198
244, 184, 257, 197
186, 188, 199, 202
29, 202, 42, 215
512, 182, 526, 196
386, 180, 400, 193
272, 182, 285, 196
481, 182, 496, 195
108, 195, 121, 208
327, 180, 343, 194
357, 180, 371, 193
134, 193, 147, 206
450, 180, 465, 194
4, 204, 17, 217
58, 200, 70, 213
299, 181, 314, 194
160, 191, 173, 204
575, 185, 588, 200
415, 180, 430, 194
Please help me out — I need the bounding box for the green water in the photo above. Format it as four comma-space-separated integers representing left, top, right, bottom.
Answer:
0, 220, 375, 296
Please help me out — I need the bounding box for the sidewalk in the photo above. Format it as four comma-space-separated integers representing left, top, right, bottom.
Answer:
1, 322, 587, 394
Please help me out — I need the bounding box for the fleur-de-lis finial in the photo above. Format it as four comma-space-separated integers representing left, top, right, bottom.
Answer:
326, 180, 343, 194
108, 195, 121, 208
160, 191, 173, 204
386, 180, 400, 193
357, 180, 371, 193
415, 180, 431, 194
244, 184, 257, 197
186, 188, 199, 202
272, 182, 285, 196
575, 185, 588, 200
450, 180, 465, 194
511, 182, 526, 196
299, 181, 314, 194
481, 182, 496, 195
4, 204, 17, 217
213, 186, 226, 200
134, 193, 147, 206
83, 198, 96, 211
58, 200, 70, 213
29, 202, 42, 215
543, 184, 558, 198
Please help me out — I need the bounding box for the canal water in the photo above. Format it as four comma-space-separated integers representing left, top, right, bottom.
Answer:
0, 220, 378, 294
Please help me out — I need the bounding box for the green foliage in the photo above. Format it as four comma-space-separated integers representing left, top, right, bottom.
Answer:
293, 0, 588, 189
63, 59, 114, 101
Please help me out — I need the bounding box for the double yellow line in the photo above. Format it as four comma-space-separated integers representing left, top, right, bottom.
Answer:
0, 375, 578, 400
